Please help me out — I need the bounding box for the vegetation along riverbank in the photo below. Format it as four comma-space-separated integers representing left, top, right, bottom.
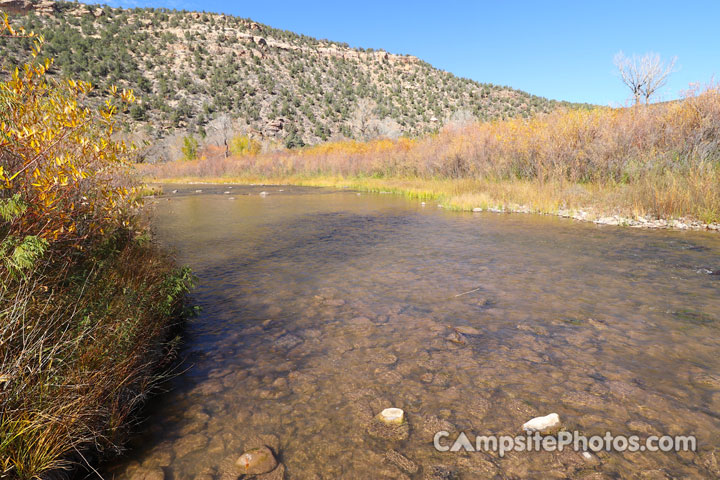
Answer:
145, 84, 720, 231
0, 15, 193, 479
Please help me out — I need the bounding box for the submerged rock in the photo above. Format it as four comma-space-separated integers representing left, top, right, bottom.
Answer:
324, 298, 345, 307
445, 331, 467, 345
453, 325, 481, 335
423, 465, 457, 480
173, 433, 208, 458
236, 446, 278, 475
128, 467, 165, 480
384, 449, 418, 474
273, 333, 303, 350
522, 413, 561, 435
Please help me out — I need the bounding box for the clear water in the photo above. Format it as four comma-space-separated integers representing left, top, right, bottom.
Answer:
104, 184, 720, 479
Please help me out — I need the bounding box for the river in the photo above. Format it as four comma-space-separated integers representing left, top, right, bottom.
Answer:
104, 184, 720, 479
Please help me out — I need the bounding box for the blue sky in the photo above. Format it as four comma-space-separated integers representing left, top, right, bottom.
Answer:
105, 0, 720, 105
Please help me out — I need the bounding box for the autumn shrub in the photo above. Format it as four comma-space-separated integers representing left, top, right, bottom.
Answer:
0, 14, 193, 479
229, 133, 260, 156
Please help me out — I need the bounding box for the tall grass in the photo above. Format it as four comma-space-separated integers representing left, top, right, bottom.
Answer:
147, 86, 720, 222
0, 238, 193, 478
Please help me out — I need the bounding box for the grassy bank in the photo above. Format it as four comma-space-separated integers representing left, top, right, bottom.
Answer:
145, 85, 720, 228
0, 18, 193, 478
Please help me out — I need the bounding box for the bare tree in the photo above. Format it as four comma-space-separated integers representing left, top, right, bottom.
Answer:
444, 109, 477, 130
349, 98, 378, 140
204, 113, 234, 156
614, 52, 677, 104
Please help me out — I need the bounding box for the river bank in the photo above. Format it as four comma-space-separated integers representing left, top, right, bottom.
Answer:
144, 174, 720, 233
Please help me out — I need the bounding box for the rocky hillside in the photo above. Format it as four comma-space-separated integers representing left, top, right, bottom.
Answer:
1, 0, 590, 160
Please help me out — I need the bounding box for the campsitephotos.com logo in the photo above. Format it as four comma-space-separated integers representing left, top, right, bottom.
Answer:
434, 430, 697, 457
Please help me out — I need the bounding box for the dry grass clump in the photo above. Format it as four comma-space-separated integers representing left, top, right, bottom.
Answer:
0, 237, 192, 479
147, 85, 720, 222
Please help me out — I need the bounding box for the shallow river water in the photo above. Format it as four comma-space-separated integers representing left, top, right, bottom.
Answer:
105, 184, 720, 479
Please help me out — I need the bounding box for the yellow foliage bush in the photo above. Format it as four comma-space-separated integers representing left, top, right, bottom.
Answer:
229, 133, 261, 156
0, 14, 137, 252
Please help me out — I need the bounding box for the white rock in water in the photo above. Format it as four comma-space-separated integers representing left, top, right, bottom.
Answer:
472, 207, 483, 212
224, 191, 231, 194
259, 191, 268, 196
378, 408, 405, 425
421, 202, 426, 206
522, 413, 561, 434
235, 446, 277, 475
195, 189, 203, 193
171, 189, 178, 193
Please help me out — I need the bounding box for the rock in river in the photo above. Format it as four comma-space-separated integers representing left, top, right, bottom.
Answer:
424, 465, 457, 479
384, 449, 418, 474
378, 407, 405, 425
453, 325, 481, 335
522, 413, 561, 435
273, 333, 303, 350
236, 446, 278, 475
367, 408, 410, 441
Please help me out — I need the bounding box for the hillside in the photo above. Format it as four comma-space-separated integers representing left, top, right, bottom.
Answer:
1, 1, 590, 160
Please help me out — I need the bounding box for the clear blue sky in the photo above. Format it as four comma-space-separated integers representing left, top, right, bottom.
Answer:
105, 0, 720, 105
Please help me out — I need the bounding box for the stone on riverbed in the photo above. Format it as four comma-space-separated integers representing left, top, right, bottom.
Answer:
522, 413, 561, 435
384, 449, 418, 474
453, 325, 481, 335
128, 467, 165, 480
236, 446, 278, 475
173, 433, 208, 458
367, 408, 410, 441
379, 408, 405, 424
445, 331, 467, 345
273, 333, 303, 350
423, 465, 457, 479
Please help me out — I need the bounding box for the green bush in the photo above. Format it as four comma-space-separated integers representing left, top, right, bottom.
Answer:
182, 135, 199, 160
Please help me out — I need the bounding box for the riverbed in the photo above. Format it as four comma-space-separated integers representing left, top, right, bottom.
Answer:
105, 184, 720, 479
